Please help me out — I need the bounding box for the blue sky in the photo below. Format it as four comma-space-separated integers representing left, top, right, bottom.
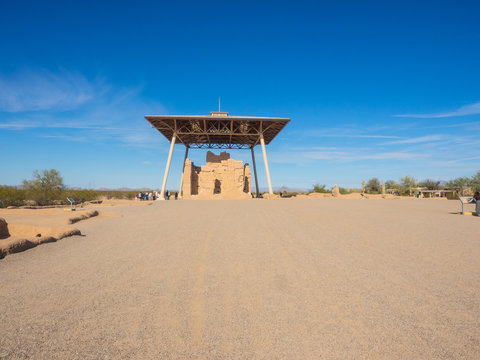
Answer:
1, 1, 480, 190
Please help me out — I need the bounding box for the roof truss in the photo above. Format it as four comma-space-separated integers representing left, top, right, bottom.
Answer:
145, 115, 290, 149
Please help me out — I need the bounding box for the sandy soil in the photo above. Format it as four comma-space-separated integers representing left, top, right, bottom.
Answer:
0, 198, 479, 359
0, 207, 117, 257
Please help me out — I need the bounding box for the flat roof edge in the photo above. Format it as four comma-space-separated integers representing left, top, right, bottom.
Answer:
145, 115, 290, 121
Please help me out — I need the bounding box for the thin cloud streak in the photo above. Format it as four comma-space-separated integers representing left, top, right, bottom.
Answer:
0, 69, 106, 112
0, 121, 139, 131
395, 101, 480, 118
0, 68, 167, 148
384, 134, 443, 145
303, 151, 426, 161
270, 149, 427, 164
303, 128, 400, 139
40, 135, 88, 142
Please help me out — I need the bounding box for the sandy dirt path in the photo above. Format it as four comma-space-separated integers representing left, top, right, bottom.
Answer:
0, 199, 479, 359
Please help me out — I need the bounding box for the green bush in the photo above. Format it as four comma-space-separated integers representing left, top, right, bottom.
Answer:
366, 178, 381, 194
22, 169, 65, 206
312, 184, 329, 193
470, 170, 480, 193
0, 186, 26, 208
97, 190, 137, 200
1, 168, 151, 207
63, 190, 98, 203
446, 193, 459, 200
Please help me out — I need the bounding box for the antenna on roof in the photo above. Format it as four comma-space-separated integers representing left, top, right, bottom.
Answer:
219, 97, 221, 112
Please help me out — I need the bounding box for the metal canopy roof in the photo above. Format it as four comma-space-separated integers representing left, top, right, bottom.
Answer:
145, 113, 290, 149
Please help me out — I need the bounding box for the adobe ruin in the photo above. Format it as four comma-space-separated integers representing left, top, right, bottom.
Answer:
182, 151, 251, 199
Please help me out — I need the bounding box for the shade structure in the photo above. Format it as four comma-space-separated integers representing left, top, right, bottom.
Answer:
145, 113, 290, 149
146, 112, 290, 198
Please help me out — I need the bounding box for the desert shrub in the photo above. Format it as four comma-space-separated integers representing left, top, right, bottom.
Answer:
63, 190, 136, 202
446, 192, 459, 200
470, 170, 480, 193
385, 180, 396, 189
339, 187, 348, 194
99, 190, 137, 200
0, 186, 26, 208
399, 176, 416, 195
63, 190, 99, 203
22, 169, 65, 206
312, 184, 329, 193
446, 177, 471, 196
366, 178, 381, 194
419, 179, 441, 190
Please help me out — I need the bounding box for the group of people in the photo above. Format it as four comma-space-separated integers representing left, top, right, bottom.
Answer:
163, 190, 178, 200
135, 192, 158, 201
134, 191, 179, 201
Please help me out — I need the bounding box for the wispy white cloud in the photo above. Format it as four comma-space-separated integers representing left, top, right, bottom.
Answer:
40, 134, 88, 142
270, 149, 427, 164
0, 68, 167, 148
302, 150, 426, 161
305, 128, 399, 139
394, 101, 480, 118
0, 69, 106, 112
384, 134, 444, 145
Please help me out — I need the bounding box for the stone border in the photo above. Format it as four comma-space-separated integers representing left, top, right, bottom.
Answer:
0, 228, 81, 259
68, 210, 99, 224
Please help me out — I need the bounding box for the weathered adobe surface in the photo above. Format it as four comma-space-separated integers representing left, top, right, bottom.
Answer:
0, 220, 81, 258
183, 151, 252, 199
0, 210, 99, 258
68, 210, 99, 224
0, 217, 9, 239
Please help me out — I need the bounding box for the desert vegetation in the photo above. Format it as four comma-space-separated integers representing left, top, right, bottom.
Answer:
0, 169, 141, 208
382, 171, 480, 196
311, 170, 480, 197
2, 169, 480, 208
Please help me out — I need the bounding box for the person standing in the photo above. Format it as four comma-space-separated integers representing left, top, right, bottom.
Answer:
474, 191, 480, 216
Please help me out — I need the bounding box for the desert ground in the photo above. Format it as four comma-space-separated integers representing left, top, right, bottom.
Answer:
0, 198, 479, 359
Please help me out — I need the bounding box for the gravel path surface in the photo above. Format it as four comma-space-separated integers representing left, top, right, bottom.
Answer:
1, 199, 479, 359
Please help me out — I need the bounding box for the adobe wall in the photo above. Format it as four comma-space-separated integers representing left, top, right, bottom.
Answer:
183, 151, 251, 199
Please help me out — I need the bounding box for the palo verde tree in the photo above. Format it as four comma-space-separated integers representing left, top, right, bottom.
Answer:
470, 170, 480, 193
420, 179, 441, 190
312, 184, 329, 193
400, 176, 416, 195
366, 178, 381, 194
22, 169, 66, 205
446, 177, 470, 196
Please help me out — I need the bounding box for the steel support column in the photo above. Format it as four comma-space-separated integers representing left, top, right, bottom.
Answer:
178, 146, 189, 198
250, 147, 260, 197
259, 133, 273, 194
159, 133, 176, 200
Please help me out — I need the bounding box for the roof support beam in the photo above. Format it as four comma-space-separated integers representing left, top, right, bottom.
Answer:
260, 133, 273, 195
251, 147, 260, 198
159, 132, 176, 200
178, 146, 189, 199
